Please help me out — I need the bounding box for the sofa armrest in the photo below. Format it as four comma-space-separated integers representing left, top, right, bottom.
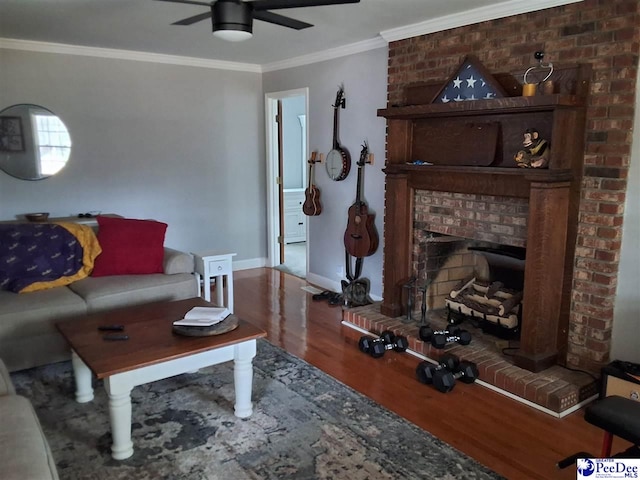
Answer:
0, 359, 16, 396
163, 248, 194, 275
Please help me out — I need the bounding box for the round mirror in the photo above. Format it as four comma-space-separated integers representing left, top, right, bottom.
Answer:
0, 104, 71, 180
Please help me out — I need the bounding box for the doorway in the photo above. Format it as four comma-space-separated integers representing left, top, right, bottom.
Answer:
265, 88, 309, 278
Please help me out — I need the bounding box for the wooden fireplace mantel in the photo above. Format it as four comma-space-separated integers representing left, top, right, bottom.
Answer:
378, 91, 588, 372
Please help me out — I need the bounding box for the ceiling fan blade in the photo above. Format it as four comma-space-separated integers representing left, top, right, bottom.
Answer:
171, 11, 213, 25
253, 10, 312, 30
252, 0, 359, 11
154, 0, 212, 6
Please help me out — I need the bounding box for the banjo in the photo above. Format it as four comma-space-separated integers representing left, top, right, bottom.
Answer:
326, 87, 351, 181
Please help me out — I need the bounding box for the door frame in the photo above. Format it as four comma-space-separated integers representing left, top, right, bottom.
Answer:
265, 88, 309, 268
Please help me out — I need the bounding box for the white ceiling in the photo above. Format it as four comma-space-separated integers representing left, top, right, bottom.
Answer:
0, 0, 581, 69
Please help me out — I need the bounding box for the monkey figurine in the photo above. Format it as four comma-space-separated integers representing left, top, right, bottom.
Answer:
514, 128, 549, 168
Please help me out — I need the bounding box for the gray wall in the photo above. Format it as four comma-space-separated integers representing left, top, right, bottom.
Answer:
0, 49, 266, 264
610, 66, 640, 364
263, 47, 388, 297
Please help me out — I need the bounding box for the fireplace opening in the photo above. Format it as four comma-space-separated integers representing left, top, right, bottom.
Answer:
411, 232, 526, 340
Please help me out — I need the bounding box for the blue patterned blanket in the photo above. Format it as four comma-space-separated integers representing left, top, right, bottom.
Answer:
0, 222, 101, 293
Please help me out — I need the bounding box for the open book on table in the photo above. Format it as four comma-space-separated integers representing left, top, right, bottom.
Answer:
173, 306, 230, 327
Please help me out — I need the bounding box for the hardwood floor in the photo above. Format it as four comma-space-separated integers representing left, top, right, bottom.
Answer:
231, 268, 627, 480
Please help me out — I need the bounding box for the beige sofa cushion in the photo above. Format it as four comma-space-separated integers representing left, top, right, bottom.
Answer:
0, 395, 59, 480
69, 273, 198, 312
163, 247, 194, 275
0, 288, 87, 372
0, 289, 87, 338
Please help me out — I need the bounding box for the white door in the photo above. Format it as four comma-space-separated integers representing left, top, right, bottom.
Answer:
265, 89, 309, 273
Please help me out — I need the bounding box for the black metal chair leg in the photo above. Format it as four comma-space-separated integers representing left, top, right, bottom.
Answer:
556, 451, 593, 469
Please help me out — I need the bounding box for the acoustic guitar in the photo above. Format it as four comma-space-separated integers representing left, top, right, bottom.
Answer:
302, 151, 322, 216
343, 143, 378, 258
325, 87, 351, 181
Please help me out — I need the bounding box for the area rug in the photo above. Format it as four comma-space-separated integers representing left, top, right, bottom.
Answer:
11, 341, 503, 480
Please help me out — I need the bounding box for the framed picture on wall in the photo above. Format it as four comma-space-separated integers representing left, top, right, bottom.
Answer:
0, 116, 25, 152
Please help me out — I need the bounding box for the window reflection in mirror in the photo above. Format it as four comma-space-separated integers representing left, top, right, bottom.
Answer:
0, 104, 71, 180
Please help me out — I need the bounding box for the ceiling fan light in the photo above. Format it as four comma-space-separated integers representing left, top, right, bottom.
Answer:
213, 29, 253, 42
212, 0, 253, 42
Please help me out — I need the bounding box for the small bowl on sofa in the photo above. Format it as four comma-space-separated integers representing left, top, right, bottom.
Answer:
24, 212, 50, 222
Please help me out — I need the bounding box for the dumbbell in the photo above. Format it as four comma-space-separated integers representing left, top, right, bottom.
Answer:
432, 360, 479, 393
418, 325, 461, 342
358, 330, 408, 358
415, 353, 460, 385
430, 329, 472, 349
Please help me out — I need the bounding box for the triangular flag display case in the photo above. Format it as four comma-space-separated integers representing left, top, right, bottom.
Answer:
431, 55, 507, 103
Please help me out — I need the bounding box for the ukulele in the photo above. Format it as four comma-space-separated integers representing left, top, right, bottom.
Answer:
343, 142, 378, 258
325, 87, 351, 181
302, 151, 322, 216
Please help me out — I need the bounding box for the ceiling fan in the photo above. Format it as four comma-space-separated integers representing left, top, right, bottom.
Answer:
156, 0, 361, 42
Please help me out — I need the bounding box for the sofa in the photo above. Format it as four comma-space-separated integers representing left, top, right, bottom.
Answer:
0, 358, 59, 479
0, 216, 199, 372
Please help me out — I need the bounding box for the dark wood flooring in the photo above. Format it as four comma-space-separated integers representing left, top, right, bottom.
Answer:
232, 267, 627, 480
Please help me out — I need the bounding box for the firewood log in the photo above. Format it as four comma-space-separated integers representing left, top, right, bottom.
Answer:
449, 276, 476, 299
498, 291, 523, 316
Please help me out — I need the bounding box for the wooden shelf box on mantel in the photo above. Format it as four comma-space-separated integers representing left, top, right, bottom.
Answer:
378, 69, 590, 373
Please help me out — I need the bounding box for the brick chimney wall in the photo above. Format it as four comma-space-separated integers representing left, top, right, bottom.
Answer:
386, 0, 639, 372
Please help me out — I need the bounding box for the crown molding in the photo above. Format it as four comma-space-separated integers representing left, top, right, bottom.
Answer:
380, 0, 583, 43
261, 36, 386, 73
0, 38, 262, 73
1, 0, 583, 74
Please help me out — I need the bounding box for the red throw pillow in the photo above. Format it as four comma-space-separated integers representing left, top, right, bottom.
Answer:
91, 216, 167, 277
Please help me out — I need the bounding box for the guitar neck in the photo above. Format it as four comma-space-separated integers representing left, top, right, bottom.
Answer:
355, 163, 363, 205
332, 107, 339, 149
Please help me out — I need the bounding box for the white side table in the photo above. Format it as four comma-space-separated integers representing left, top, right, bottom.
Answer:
192, 251, 237, 313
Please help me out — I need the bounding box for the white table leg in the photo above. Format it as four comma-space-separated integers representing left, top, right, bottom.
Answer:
104, 377, 134, 460
194, 272, 203, 298
203, 266, 211, 302
71, 351, 94, 403
233, 340, 256, 418
215, 274, 224, 308
227, 272, 234, 314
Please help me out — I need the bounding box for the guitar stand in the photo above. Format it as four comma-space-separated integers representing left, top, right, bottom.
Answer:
342, 250, 373, 308
345, 250, 363, 282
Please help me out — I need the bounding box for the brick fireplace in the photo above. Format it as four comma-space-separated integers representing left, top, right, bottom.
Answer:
375, 0, 638, 375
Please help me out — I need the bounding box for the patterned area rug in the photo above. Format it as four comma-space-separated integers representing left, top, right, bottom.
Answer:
11, 341, 503, 480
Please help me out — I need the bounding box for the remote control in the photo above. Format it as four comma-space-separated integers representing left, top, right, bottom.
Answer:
98, 325, 125, 331
103, 334, 129, 341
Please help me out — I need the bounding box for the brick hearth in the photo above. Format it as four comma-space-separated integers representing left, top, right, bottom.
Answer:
343, 304, 599, 416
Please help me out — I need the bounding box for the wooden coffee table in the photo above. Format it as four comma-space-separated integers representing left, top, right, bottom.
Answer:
56, 297, 266, 460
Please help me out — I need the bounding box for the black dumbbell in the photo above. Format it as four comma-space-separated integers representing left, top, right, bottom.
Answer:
432, 360, 479, 393
415, 353, 460, 385
430, 329, 472, 349
359, 330, 393, 352
358, 330, 408, 358
418, 325, 461, 342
